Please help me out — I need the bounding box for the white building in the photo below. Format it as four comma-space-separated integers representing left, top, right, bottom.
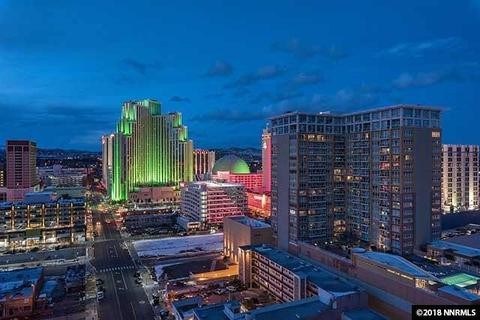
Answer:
180, 181, 246, 227
442, 144, 479, 212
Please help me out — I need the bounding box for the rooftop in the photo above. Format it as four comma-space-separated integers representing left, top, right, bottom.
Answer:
250, 296, 328, 320
343, 308, 388, 320
247, 245, 359, 294
172, 297, 202, 316
441, 273, 480, 288
430, 240, 480, 258
0, 267, 43, 300
441, 233, 480, 250
188, 180, 245, 189
212, 154, 250, 174
193, 303, 227, 320
227, 215, 270, 229
269, 104, 442, 119
438, 285, 480, 302
354, 249, 438, 280
0, 197, 85, 209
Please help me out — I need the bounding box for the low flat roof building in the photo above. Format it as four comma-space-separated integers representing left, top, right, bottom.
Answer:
0, 267, 44, 320
194, 298, 385, 320
239, 244, 366, 308
427, 239, 480, 275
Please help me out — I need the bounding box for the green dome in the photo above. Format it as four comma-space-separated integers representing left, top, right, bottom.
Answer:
212, 155, 250, 174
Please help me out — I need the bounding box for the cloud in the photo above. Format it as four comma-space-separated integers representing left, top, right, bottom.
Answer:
205, 60, 233, 77
249, 91, 304, 105
392, 64, 480, 89
271, 38, 320, 59
169, 96, 191, 103
225, 65, 287, 88
204, 92, 224, 99
380, 37, 465, 58
272, 39, 348, 61
290, 71, 323, 87
120, 58, 161, 76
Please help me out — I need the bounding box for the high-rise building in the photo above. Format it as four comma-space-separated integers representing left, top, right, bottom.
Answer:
441, 144, 479, 212
101, 134, 114, 190
193, 149, 215, 180
0, 162, 5, 187
270, 105, 442, 255
180, 181, 247, 227
107, 99, 194, 201
262, 128, 272, 193
5, 140, 39, 201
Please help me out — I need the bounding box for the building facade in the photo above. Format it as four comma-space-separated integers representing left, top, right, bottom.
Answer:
441, 144, 479, 212
107, 99, 194, 201
193, 149, 215, 180
262, 128, 272, 193
0, 197, 86, 251
223, 215, 273, 263
270, 105, 442, 255
180, 181, 247, 226
238, 244, 366, 305
101, 134, 114, 190
6, 140, 39, 201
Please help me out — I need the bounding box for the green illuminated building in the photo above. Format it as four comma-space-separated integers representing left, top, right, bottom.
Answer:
107, 99, 193, 201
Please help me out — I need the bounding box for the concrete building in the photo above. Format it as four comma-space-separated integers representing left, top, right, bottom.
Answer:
6, 140, 39, 201
238, 244, 367, 306
128, 186, 179, 205
262, 128, 272, 193
193, 149, 215, 180
106, 99, 193, 202
427, 236, 480, 275
246, 191, 271, 218
180, 181, 246, 227
212, 155, 263, 193
193, 299, 386, 320
270, 105, 442, 255
0, 267, 45, 320
38, 165, 87, 188
101, 134, 114, 190
441, 144, 479, 212
223, 215, 273, 263
0, 197, 86, 251
0, 162, 5, 187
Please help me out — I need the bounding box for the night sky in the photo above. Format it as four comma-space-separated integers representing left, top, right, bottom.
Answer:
1, 0, 479, 150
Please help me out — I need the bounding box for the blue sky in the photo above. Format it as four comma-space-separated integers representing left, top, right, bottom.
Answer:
1, 0, 479, 150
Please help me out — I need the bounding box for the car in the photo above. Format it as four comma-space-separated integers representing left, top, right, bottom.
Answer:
134, 271, 141, 277
135, 278, 142, 285
96, 278, 104, 285
98, 285, 105, 292
97, 291, 105, 301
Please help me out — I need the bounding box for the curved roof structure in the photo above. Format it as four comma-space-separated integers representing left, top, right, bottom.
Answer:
212, 154, 250, 174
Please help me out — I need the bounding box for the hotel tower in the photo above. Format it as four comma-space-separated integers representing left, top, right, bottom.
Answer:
105, 99, 193, 201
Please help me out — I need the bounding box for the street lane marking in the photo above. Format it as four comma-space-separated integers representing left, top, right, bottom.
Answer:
130, 302, 137, 320
110, 271, 124, 320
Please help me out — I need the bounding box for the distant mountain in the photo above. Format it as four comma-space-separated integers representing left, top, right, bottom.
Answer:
213, 147, 262, 162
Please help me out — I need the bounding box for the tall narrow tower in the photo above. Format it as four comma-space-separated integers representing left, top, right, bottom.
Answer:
262, 128, 272, 193
6, 140, 38, 201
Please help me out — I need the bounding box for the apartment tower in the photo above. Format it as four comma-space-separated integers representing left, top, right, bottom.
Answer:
270, 105, 442, 255
441, 144, 479, 212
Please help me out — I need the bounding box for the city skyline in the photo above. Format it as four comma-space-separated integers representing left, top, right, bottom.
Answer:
1, 0, 480, 150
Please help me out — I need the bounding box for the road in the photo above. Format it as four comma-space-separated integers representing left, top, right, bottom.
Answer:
91, 211, 155, 320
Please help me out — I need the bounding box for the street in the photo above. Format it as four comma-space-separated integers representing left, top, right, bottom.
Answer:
91, 211, 155, 320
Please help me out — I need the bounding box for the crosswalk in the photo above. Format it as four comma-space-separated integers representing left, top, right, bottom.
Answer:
97, 265, 136, 273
